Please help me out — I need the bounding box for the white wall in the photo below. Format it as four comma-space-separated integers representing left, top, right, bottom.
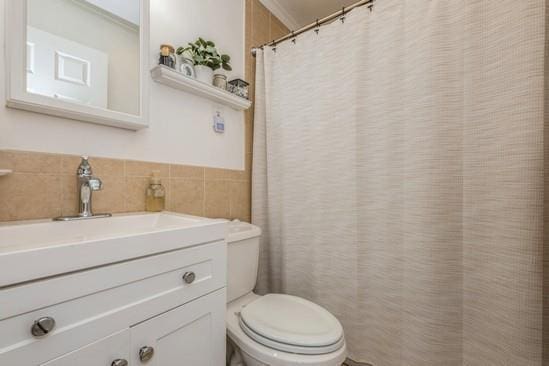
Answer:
0, 0, 246, 170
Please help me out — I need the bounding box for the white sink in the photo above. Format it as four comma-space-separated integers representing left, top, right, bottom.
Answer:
0, 212, 227, 287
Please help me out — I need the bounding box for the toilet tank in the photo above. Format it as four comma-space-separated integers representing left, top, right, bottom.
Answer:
226, 220, 262, 303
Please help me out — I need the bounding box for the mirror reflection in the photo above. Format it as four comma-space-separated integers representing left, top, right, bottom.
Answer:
26, 0, 140, 115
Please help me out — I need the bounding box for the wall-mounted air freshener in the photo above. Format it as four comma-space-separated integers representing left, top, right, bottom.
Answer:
213, 110, 225, 133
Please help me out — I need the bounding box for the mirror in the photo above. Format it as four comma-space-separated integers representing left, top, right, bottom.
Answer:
5, 0, 149, 130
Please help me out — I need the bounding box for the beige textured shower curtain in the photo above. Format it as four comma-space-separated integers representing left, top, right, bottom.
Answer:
252, 1, 548, 365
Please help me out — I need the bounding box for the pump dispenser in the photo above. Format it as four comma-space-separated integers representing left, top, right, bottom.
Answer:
145, 171, 166, 212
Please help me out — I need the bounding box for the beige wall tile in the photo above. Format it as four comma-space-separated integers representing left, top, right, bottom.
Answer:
5, 150, 62, 174
125, 177, 149, 212
90, 158, 125, 177
60, 154, 82, 175
245, 0, 256, 89
229, 181, 251, 222
12, 174, 62, 220
93, 176, 126, 213
169, 179, 204, 216
0, 149, 252, 222
60, 155, 124, 177
245, 115, 254, 154
245, 152, 253, 178
245, 60, 256, 102
126, 160, 169, 178
0, 151, 15, 171
205, 180, 230, 218
245, 0, 253, 50
270, 15, 289, 40
60, 175, 78, 216
252, 0, 271, 45
170, 164, 205, 179
0, 174, 18, 221
205, 167, 248, 182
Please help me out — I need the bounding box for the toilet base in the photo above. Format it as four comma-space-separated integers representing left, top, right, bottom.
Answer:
229, 340, 344, 366
238, 348, 268, 366
228, 337, 267, 366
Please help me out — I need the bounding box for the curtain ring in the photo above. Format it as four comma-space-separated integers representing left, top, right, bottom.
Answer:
291, 31, 297, 44
314, 19, 320, 34
368, 0, 374, 12
340, 7, 346, 23
272, 40, 277, 53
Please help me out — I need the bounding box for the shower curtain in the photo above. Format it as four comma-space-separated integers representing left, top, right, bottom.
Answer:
252, 1, 548, 365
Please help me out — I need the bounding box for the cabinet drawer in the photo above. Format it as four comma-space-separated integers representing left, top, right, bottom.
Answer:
0, 241, 226, 365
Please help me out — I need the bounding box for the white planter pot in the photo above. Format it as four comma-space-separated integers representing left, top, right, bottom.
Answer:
195, 65, 214, 84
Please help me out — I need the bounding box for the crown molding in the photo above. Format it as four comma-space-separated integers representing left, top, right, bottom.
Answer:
258, 0, 301, 31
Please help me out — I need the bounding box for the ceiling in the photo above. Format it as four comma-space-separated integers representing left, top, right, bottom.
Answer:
260, 0, 359, 30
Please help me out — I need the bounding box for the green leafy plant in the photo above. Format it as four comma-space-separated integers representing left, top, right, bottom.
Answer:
177, 38, 232, 72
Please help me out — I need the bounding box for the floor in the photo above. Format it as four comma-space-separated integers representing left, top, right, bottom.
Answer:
343, 359, 373, 366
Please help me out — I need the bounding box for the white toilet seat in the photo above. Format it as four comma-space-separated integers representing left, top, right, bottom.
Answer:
239, 293, 345, 355
227, 293, 347, 366
240, 316, 345, 355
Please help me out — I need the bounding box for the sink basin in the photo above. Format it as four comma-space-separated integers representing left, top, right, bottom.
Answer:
0, 212, 227, 287
2, 212, 206, 252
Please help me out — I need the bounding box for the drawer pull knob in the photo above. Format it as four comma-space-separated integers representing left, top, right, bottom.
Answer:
139, 346, 155, 363
111, 359, 128, 366
182, 271, 196, 284
31, 316, 56, 337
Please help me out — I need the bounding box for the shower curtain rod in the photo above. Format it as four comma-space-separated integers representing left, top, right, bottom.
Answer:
251, 0, 374, 56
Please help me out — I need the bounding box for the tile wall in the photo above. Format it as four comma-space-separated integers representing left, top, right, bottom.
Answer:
0, 150, 250, 222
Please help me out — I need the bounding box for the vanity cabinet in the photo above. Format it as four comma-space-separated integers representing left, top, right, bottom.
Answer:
0, 240, 227, 366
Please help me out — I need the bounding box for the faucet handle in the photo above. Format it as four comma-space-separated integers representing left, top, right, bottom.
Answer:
88, 178, 103, 191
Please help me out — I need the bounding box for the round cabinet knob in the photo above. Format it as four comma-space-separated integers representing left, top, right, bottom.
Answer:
139, 346, 155, 363
31, 317, 56, 337
111, 359, 128, 366
182, 271, 196, 284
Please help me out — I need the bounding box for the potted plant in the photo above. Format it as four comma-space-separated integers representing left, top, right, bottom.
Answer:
177, 38, 232, 85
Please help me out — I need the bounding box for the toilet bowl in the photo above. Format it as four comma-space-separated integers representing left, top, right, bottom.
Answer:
226, 220, 347, 366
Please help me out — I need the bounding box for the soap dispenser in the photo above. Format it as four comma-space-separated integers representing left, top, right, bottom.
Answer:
146, 171, 166, 212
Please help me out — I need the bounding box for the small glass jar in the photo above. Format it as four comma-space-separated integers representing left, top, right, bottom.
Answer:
178, 57, 196, 78
159, 44, 176, 69
228, 79, 249, 99
213, 74, 227, 90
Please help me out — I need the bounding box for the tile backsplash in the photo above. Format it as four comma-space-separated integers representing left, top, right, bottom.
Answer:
0, 150, 251, 222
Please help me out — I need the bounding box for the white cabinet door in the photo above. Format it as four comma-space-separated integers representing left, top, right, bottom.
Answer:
40, 329, 129, 366
130, 289, 226, 366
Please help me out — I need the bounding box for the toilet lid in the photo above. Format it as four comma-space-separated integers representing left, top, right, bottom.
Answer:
239, 294, 344, 353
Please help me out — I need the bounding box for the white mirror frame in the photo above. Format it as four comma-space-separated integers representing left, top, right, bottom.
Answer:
5, 0, 150, 130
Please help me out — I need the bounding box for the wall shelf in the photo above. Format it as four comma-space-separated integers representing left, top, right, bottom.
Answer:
150, 65, 252, 111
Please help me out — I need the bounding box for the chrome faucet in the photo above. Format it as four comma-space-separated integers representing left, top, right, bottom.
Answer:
77, 156, 103, 217
53, 156, 112, 221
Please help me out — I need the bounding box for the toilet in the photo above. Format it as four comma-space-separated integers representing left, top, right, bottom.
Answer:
226, 220, 347, 366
